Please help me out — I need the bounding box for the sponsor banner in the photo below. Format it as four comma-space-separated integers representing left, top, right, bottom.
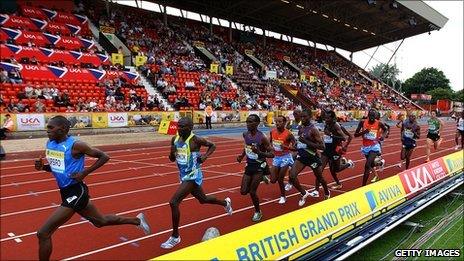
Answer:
1, 28, 49, 46
398, 158, 448, 198
0, 113, 17, 132
127, 111, 164, 127
155, 174, 408, 260
0, 62, 134, 82
0, 28, 89, 49
0, 44, 108, 66
112, 53, 123, 65
16, 113, 45, 131
91, 113, 108, 129
44, 113, 92, 128
0, 15, 38, 31
225, 65, 234, 75
107, 113, 128, 127
442, 151, 464, 177
134, 55, 147, 67
20, 6, 48, 20
210, 63, 219, 74
300, 73, 306, 81
309, 75, 317, 83
158, 120, 170, 134
45, 21, 71, 35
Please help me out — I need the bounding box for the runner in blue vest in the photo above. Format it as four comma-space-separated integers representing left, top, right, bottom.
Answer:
34, 116, 151, 261
161, 117, 232, 249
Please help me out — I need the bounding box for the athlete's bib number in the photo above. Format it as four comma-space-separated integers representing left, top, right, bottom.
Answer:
176, 147, 188, 165
364, 130, 377, 140
46, 149, 65, 173
404, 129, 415, 139
245, 145, 259, 160
428, 123, 437, 133
323, 135, 333, 144
272, 140, 283, 152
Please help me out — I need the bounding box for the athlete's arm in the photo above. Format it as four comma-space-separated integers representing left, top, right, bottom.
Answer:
237, 132, 246, 163
300, 128, 325, 150
400, 121, 405, 142
254, 136, 274, 158
34, 155, 51, 172
379, 122, 388, 140
285, 132, 297, 151
340, 125, 352, 147
396, 120, 403, 128
354, 121, 368, 137
169, 136, 176, 162
415, 125, 421, 139
438, 119, 444, 132
196, 136, 216, 163
332, 124, 347, 141
70, 141, 109, 182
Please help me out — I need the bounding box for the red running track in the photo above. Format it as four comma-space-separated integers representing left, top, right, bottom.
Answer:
0, 123, 460, 260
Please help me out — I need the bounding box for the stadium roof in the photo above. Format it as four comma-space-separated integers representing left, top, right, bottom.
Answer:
153, 0, 448, 52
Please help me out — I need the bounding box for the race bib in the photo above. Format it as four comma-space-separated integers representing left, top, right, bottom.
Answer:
458, 120, 464, 130
176, 147, 188, 165
428, 123, 437, 133
404, 129, 415, 139
46, 149, 65, 173
272, 140, 283, 151
364, 130, 377, 140
323, 135, 333, 144
245, 145, 259, 160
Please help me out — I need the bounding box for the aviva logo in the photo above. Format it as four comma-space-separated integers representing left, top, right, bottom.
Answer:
364, 185, 403, 211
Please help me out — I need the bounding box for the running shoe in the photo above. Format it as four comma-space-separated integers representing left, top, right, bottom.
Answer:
330, 184, 343, 190
347, 159, 355, 168
252, 211, 262, 222
324, 191, 331, 200
224, 197, 233, 216
371, 175, 379, 183
308, 190, 319, 197
136, 213, 151, 235
298, 191, 311, 207
278, 196, 286, 204
161, 236, 181, 249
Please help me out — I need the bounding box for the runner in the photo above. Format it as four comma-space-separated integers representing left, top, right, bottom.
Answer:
425, 110, 444, 162
34, 116, 151, 260
314, 111, 354, 194
284, 109, 301, 191
397, 113, 421, 169
455, 111, 464, 150
161, 117, 232, 249
354, 109, 388, 186
237, 114, 274, 221
269, 115, 295, 204
289, 110, 329, 205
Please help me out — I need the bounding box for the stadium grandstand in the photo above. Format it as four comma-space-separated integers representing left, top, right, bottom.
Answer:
1, 0, 462, 260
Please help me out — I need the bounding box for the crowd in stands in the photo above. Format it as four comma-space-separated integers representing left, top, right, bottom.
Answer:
1, 0, 417, 114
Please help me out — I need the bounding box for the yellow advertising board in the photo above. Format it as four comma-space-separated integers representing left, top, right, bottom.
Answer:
225, 65, 234, 75
154, 175, 407, 260
111, 53, 123, 65
91, 113, 108, 128
210, 63, 219, 74
135, 55, 147, 67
